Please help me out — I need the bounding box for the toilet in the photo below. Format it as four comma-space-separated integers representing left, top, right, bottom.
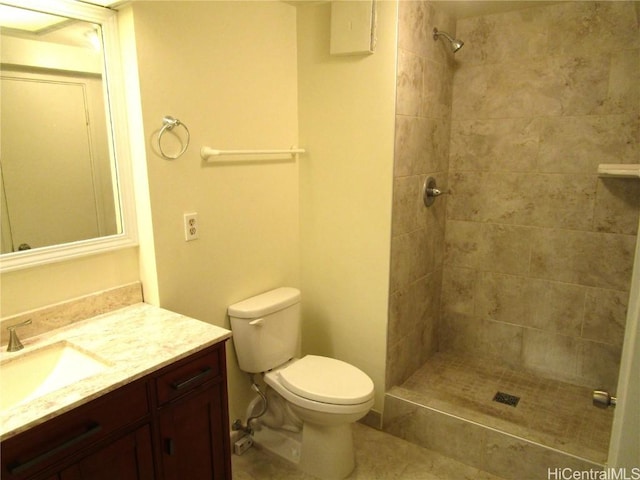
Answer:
228, 287, 374, 480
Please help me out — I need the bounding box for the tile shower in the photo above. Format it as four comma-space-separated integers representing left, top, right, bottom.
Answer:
385, 1, 640, 478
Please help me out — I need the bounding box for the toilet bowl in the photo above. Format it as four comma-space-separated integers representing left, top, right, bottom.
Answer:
228, 287, 375, 479
263, 356, 373, 479
265, 356, 374, 418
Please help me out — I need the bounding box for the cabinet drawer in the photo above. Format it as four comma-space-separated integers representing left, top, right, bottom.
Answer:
1, 380, 149, 480
155, 347, 221, 405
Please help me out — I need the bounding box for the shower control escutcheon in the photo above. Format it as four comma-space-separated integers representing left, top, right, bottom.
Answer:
423, 177, 445, 207
592, 389, 617, 409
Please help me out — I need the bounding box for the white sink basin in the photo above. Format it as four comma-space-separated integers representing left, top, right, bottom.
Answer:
0, 341, 110, 411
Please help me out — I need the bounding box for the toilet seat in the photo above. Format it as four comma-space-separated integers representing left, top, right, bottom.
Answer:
279, 355, 374, 405
264, 356, 374, 414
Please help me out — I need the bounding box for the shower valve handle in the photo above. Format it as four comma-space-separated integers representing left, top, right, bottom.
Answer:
423, 177, 448, 207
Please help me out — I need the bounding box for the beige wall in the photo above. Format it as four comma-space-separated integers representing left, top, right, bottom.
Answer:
387, 1, 456, 388
1, 248, 140, 317
131, 0, 399, 419
128, 1, 299, 422
441, 1, 640, 390
297, 1, 397, 415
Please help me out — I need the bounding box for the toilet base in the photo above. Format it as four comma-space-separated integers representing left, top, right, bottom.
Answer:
299, 422, 355, 480
251, 422, 355, 480
252, 426, 302, 465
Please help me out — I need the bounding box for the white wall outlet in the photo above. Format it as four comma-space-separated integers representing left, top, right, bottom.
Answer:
233, 435, 254, 455
184, 213, 199, 241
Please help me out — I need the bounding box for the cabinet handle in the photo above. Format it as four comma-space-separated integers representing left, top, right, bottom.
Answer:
165, 438, 175, 456
8, 422, 102, 474
170, 366, 212, 390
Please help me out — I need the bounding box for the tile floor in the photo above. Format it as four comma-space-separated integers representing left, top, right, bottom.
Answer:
231, 422, 507, 480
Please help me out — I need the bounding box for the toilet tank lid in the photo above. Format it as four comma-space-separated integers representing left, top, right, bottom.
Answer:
228, 287, 301, 318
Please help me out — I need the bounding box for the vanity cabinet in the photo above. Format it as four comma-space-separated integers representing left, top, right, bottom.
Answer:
1, 341, 231, 480
158, 384, 228, 479
154, 344, 231, 480
1, 381, 152, 480
58, 425, 154, 480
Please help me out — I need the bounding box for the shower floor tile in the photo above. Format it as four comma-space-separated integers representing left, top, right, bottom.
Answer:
397, 352, 613, 463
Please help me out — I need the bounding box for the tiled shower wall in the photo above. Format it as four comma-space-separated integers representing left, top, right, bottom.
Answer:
441, 1, 640, 391
387, 2, 455, 388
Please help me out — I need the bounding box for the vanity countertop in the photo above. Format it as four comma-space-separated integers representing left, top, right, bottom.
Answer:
0, 303, 232, 441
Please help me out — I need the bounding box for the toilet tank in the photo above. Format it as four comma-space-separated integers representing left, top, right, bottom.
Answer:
228, 287, 301, 373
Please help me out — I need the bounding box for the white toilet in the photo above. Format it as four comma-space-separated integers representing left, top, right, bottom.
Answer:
228, 287, 374, 480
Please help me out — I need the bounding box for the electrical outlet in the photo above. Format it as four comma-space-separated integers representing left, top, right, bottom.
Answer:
233, 435, 253, 455
184, 213, 199, 241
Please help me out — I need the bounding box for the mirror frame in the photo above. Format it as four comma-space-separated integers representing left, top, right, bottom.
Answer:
0, 0, 138, 272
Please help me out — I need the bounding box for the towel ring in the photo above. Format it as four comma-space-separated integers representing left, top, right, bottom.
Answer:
157, 116, 190, 159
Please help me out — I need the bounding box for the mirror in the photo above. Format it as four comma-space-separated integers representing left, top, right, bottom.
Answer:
0, 0, 137, 272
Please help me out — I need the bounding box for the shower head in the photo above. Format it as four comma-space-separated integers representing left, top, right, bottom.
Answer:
433, 28, 464, 53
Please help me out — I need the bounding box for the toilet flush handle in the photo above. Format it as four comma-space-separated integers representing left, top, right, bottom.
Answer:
249, 318, 264, 327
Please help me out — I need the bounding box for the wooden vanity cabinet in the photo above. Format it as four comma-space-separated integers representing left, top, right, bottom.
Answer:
1, 341, 231, 480
152, 342, 232, 480
1, 380, 152, 480
58, 425, 155, 480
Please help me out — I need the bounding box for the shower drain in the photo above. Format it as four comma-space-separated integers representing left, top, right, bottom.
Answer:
493, 391, 520, 407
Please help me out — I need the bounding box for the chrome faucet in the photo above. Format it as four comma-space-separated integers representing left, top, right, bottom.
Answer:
6, 319, 32, 352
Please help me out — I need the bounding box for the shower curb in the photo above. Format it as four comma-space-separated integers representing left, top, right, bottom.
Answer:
382, 390, 604, 480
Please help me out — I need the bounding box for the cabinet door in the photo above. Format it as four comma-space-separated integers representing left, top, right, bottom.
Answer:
1, 382, 149, 480
60, 425, 154, 480
159, 384, 230, 480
